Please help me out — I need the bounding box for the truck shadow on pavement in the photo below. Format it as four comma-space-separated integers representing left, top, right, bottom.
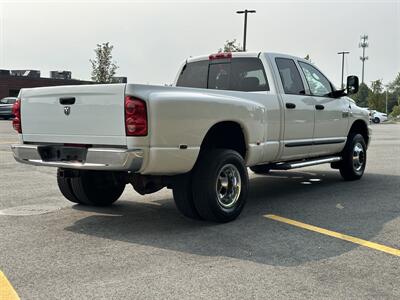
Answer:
65, 169, 400, 266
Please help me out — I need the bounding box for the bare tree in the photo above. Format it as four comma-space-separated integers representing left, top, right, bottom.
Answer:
90, 42, 118, 83
304, 54, 312, 62
218, 39, 242, 53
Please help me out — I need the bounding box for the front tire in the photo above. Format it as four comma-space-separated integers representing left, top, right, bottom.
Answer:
70, 171, 125, 206
192, 149, 248, 223
339, 133, 367, 181
373, 117, 380, 124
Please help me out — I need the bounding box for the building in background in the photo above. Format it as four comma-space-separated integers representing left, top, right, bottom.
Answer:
0, 70, 10, 76
0, 69, 91, 99
10, 70, 41, 78
0, 69, 129, 99
50, 71, 72, 80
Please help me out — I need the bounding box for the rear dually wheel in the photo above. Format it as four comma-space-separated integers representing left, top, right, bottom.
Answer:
57, 170, 125, 206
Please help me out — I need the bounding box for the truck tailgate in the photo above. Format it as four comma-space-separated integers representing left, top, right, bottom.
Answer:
20, 84, 127, 146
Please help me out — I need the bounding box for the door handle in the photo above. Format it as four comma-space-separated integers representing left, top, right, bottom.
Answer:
286, 103, 296, 109
59, 97, 76, 105
315, 104, 325, 110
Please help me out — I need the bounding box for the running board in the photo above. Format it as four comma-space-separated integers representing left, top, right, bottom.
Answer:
271, 156, 342, 170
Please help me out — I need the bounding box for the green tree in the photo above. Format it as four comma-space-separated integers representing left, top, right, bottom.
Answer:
350, 83, 370, 107
387, 73, 400, 113
90, 42, 118, 83
370, 79, 384, 94
367, 79, 386, 112
386, 92, 398, 114
388, 72, 400, 95
218, 39, 242, 52
390, 104, 400, 118
304, 54, 312, 62
352, 74, 400, 114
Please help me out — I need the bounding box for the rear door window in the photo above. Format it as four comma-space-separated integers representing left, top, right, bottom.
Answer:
275, 58, 305, 95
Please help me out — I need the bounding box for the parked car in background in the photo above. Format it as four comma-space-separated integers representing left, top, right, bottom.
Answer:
0, 97, 17, 119
370, 110, 388, 123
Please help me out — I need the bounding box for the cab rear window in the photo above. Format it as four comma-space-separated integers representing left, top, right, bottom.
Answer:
177, 58, 269, 92
176, 61, 208, 88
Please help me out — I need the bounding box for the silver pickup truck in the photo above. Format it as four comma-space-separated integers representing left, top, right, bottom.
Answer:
11, 51, 370, 222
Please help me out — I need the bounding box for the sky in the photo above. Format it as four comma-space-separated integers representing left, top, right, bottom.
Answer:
0, 0, 399, 88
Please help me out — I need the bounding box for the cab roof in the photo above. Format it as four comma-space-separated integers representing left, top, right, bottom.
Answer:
186, 51, 310, 64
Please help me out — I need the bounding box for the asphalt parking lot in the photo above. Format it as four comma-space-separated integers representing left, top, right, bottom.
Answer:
0, 120, 399, 299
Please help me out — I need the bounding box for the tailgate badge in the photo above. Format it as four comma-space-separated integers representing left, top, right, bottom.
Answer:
64, 106, 71, 116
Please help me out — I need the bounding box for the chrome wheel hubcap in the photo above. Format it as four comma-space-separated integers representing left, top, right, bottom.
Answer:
216, 164, 241, 209
352, 142, 365, 172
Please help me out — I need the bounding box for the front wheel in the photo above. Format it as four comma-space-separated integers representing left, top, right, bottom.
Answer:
339, 133, 367, 181
192, 149, 248, 223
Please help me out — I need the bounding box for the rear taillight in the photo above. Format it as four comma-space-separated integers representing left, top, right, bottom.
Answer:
125, 96, 147, 136
12, 99, 22, 133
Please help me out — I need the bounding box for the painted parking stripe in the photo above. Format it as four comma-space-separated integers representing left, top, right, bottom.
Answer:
0, 271, 20, 300
264, 214, 400, 257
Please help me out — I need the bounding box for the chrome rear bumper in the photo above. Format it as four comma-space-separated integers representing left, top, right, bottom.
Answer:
11, 144, 143, 171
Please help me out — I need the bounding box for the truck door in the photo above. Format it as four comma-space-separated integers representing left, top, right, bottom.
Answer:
297, 61, 349, 157
275, 57, 315, 160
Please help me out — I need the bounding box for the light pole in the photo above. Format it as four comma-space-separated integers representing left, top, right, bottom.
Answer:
386, 89, 388, 115
338, 51, 349, 89
236, 9, 256, 52
385, 84, 390, 115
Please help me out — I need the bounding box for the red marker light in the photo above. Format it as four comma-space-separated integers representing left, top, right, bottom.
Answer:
209, 52, 232, 60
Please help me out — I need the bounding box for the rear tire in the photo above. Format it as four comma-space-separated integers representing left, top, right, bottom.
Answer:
373, 117, 380, 124
192, 149, 248, 223
339, 133, 367, 181
70, 171, 125, 206
172, 173, 201, 220
250, 164, 271, 174
57, 169, 80, 204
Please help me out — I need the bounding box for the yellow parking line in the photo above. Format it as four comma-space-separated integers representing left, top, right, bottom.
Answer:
264, 214, 400, 257
0, 271, 20, 300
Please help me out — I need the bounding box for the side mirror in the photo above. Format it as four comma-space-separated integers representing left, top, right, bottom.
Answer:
346, 75, 359, 95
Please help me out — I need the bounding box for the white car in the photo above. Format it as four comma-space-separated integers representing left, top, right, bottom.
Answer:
11, 52, 370, 222
371, 110, 388, 123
